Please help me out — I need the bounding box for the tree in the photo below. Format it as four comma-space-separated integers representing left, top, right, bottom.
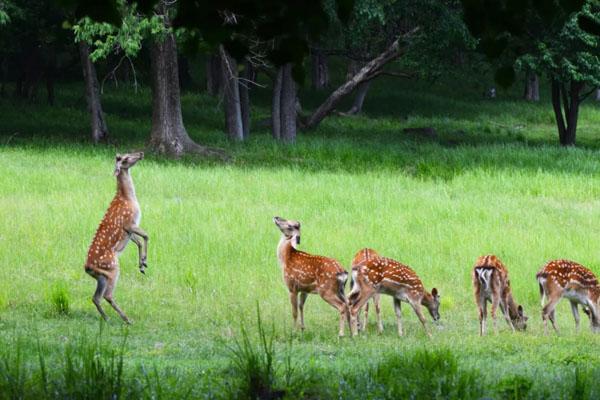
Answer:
514, 4, 600, 145
461, 0, 598, 146
78, 42, 108, 143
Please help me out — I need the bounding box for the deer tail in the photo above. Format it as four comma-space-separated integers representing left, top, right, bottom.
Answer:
336, 271, 348, 302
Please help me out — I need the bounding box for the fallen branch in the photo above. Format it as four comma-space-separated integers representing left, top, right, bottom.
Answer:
304, 28, 418, 130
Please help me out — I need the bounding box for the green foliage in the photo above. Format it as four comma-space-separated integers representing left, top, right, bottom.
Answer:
517, 2, 600, 87
227, 305, 281, 399
72, 0, 165, 62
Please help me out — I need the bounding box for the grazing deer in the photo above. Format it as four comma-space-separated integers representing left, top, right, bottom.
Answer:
84, 152, 149, 323
273, 216, 350, 337
349, 248, 382, 333
472, 255, 527, 336
537, 259, 600, 334
349, 256, 440, 337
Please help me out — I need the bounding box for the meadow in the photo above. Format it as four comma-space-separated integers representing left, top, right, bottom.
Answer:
2, 74, 600, 398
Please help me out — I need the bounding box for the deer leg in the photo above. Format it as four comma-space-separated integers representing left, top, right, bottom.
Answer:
393, 298, 403, 336
570, 301, 581, 332
298, 292, 308, 331
348, 290, 374, 336
321, 292, 351, 337
129, 235, 145, 273
103, 273, 131, 324
361, 301, 369, 332
491, 295, 500, 334
289, 290, 299, 329
126, 225, 149, 271
476, 294, 487, 336
92, 275, 109, 321
542, 296, 561, 335
374, 293, 383, 334
409, 300, 431, 338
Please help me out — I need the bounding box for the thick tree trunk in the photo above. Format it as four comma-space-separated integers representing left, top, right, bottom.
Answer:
79, 42, 108, 144
595, 88, 600, 101
220, 46, 244, 141
271, 67, 283, 140
551, 79, 581, 146
149, 32, 224, 157
311, 50, 329, 90
206, 55, 222, 96
524, 71, 539, 101
280, 63, 297, 142
304, 37, 407, 129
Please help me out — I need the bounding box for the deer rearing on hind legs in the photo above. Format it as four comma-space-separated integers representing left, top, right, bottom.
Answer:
349, 256, 440, 337
349, 248, 383, 333
273, 217, 350, 337
84, 152, 149, 324
472, 255, 527, 336
537, 259, 600, 334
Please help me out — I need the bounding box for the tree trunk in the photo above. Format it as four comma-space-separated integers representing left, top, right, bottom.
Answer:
206, 55, 222, 96
311, 50, 329, 90
220, 46, 244, 141
551, 79, 581, 146
524, 71, 539, 101
304, 36, 408, 129
280, 63, 297, 142
79, 42, 109, 144
239, 60, 252, 139
346, 82, 370, 114
595, 88, 600, 101
149, 32, 224, 157
271, 67, 283, 140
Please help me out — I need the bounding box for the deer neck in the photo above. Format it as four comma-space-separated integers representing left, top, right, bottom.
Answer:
421, 291, 433, 308
505, 292, 520, 320
277, 236, 295, 268
117, 169, 137, 201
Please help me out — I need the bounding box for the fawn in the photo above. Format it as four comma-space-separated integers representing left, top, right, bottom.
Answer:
537, 259, 600, 334
84, 152, 149, 323
273, 216, 350, 337
349, 248, 382, 333
349, 256, 440, 337
472, 255, 527, 335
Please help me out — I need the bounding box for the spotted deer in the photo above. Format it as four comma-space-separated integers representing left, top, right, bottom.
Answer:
537, 259, 600, 334
349, 256, 440, 337
273, 216, 350, 337
349, 248, 382, 333
472, 255, 527, 336
84, 152, 149, 323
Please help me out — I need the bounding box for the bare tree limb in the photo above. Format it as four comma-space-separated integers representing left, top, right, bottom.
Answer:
303, 28, 418, 130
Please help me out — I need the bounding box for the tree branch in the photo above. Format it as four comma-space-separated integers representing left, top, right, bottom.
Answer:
303, 28, 418, 130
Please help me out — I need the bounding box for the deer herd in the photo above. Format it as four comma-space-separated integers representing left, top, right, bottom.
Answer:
84, 153, 600, 338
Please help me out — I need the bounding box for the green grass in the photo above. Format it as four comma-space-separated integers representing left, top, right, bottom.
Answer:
3, 74, 600, 398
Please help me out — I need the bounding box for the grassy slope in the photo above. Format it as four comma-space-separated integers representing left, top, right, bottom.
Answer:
2, 75, 600, 397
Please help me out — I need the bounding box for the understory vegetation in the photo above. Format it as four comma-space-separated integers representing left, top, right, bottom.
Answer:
2, 76, 600, 398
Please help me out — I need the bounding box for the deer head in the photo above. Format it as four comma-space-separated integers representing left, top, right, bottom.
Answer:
114, 152, 144, 176
423, 287, 441, 322
512, 305, 528, 331
273, 216, 301, 248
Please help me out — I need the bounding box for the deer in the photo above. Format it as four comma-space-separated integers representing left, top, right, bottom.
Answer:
349, 248, 382, 333
84, 152, 149, 324
472, 255, 527, 336
349, 255, 440, 337
536, 259, 600, 334
273, 216, 350, 337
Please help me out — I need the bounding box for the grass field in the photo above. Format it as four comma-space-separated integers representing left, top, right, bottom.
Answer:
3, 75, 600, 398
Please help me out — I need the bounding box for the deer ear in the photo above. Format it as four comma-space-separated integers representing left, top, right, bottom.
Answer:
518, 305, 524, 316
431, 288, 438, 297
